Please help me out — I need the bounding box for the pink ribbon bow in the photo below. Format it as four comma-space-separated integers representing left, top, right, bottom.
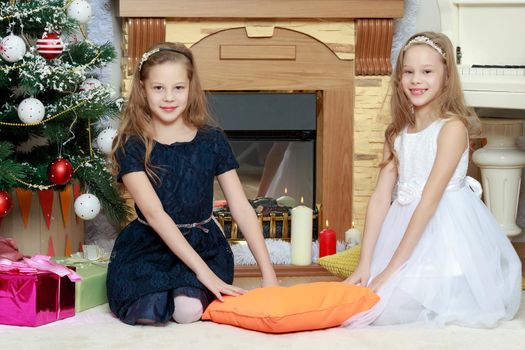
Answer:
0, 255, 82, 282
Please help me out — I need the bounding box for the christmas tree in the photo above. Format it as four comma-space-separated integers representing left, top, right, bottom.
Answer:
0, 0, 129, 223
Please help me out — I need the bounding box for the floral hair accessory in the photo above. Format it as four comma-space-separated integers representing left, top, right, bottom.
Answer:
138, 47, 192, 71
403, 36, 446, 59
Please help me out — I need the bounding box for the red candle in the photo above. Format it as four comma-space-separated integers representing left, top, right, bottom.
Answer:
319, 220, 336, 257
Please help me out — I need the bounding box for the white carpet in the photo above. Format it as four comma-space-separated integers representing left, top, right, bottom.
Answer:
1, 292, 524, 350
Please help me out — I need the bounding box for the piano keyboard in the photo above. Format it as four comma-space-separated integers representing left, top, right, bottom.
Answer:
456, 65, 525, 109
458, 64, 525, 94
459, 66, 525, 77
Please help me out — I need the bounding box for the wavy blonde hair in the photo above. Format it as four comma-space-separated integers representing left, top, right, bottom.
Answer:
111, 42, 211, 180
383, 31, 479, 167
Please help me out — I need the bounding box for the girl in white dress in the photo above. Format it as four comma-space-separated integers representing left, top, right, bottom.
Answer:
344, 32, 521, 328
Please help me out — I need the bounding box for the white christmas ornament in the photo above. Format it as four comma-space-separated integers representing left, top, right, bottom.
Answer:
79, 78, 102, 92
17, 98, 45, 124
74, 193, 101, 220
96, 127, 117, 154
67, 0, 92, 24
0, 34, 27, 62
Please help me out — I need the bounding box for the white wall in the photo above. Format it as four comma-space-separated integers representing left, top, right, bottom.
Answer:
415, 0, 441, 33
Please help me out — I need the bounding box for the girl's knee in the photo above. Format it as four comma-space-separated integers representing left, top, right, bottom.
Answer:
172, 295, 203, 324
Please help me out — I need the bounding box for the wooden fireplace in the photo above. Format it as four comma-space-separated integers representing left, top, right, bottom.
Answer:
116, 0, 404, 241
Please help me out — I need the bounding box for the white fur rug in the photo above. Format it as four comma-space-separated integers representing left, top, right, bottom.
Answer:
1, 293, 524, 350
231, 239, 349, 265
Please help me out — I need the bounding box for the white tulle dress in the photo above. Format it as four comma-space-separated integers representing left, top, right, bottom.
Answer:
345, 119, 522, 328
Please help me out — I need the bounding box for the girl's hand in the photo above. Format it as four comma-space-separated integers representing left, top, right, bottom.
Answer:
344, 264, 371, 287
196, 269, 246, 301
261, 274, 279, 288
367, 269, 393, 292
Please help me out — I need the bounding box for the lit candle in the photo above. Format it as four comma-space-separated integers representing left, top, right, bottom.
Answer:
345, 222, 362, 246
319, 220, 336, 257
276, 187, 296, 208
290, 196, 313, 266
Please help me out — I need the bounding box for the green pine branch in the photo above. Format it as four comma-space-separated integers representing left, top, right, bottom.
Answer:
0, 142, 29, 190
0, 0, 77, 37
73, 155, 132, 224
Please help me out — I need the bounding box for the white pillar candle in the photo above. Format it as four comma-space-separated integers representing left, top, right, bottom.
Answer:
290, 201, 313, 266
345, 227, 362, 246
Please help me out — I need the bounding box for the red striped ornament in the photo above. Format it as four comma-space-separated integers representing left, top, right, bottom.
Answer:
36, 33, 64, 59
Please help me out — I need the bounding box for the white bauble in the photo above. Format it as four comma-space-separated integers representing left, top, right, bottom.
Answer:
0, 34, 27, 62
79, 78, 102, 92
74, 193, 101, 220
17, 98, 46, 124
67, 0, 92, 24
96, 127, 117, 154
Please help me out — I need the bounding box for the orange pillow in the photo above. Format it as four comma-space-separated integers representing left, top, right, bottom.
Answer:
202, 282, 379, 333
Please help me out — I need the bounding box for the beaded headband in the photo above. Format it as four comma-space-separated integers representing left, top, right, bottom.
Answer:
138, 47, 192, 71
403, 36, 446, 59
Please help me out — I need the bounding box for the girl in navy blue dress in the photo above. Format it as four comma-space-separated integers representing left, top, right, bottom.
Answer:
107, 42, 278, 325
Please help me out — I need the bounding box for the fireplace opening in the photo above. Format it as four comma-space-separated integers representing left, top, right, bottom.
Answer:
208, 92, 317, 209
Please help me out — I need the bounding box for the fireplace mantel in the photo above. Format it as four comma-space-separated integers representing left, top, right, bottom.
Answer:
117, 0, 403, 19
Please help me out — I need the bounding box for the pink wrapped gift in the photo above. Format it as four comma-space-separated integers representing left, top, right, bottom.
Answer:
0, 255, 81, 327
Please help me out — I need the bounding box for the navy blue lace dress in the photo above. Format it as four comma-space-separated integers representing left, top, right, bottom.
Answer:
106, 126, 238, 324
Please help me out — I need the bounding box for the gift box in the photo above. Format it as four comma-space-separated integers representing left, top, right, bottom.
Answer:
54, 246, 109, 312
53, 257, 108, 312
0, 256, 81, 327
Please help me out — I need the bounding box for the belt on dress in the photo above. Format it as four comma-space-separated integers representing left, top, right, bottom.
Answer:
396, 176, 482, 205
137, 215, 213, 233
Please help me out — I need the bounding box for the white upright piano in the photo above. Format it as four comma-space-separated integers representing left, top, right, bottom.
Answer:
438, 0, 525, 109
438, 0, 525, 237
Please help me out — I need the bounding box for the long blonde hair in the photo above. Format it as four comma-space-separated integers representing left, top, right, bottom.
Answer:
384, 31, 479, 167
111, 42, 211, 179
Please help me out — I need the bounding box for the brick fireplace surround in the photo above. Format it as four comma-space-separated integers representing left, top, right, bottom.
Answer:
117, 0, 403, 247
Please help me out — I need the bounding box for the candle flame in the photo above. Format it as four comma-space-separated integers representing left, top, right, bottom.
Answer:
325, 219, 329, 228
351, 221, 355, 228
284, 187, 288, 195
300, 196, 304, 204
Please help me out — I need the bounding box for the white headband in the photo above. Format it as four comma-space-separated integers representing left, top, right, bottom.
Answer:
403, 36, 446, 59
138, 47, 192, 71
